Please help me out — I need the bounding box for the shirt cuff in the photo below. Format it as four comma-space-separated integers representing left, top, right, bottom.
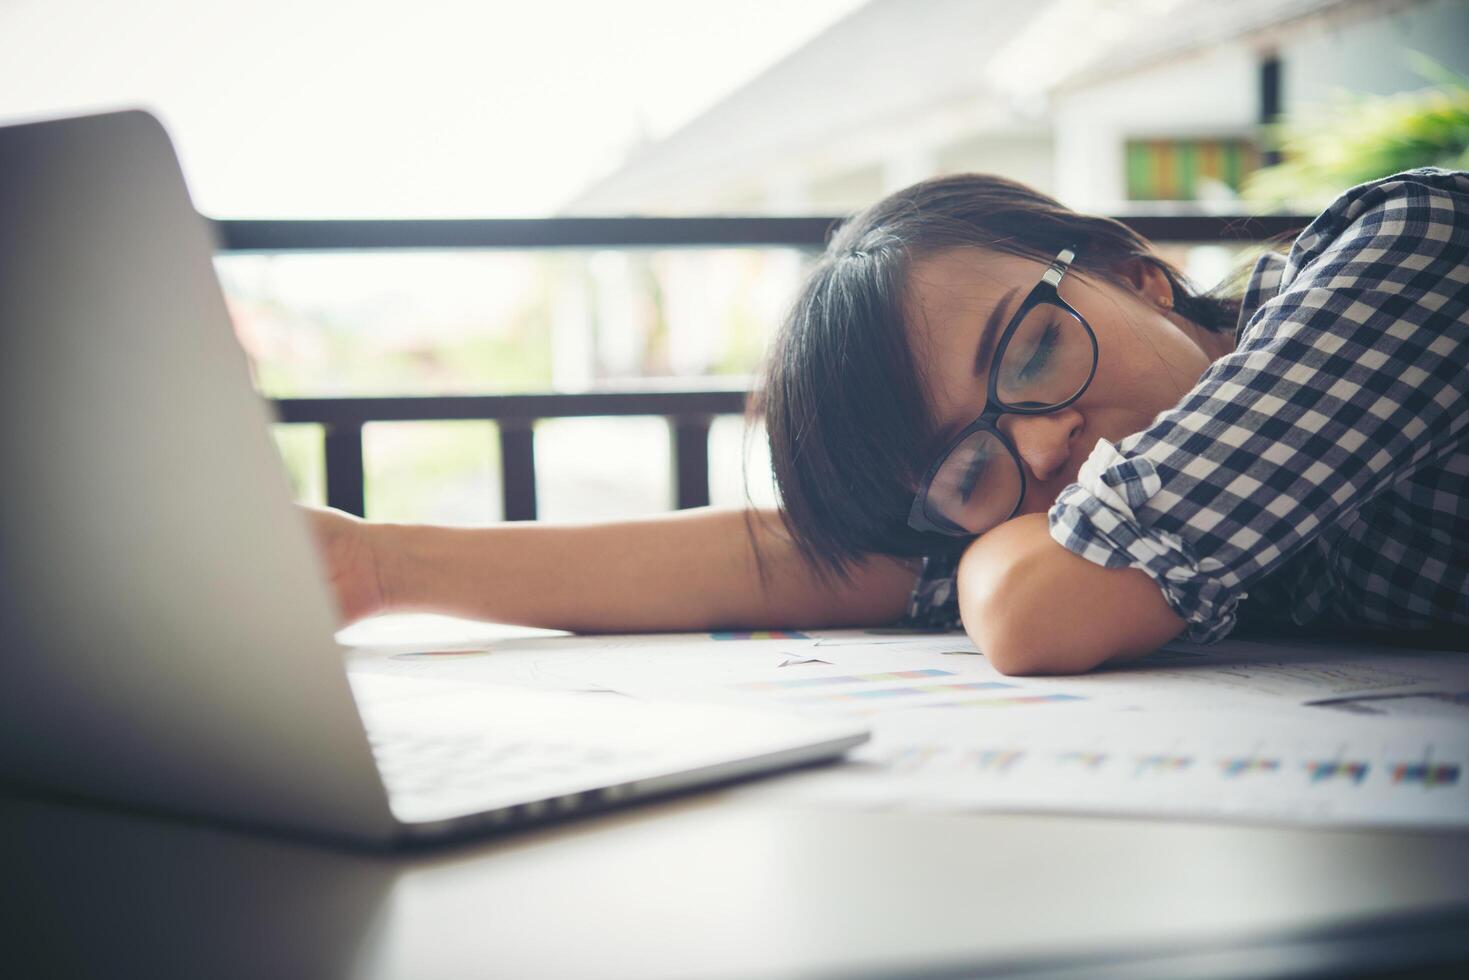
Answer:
1047, 438, 1244, 644
899, 550, 963, 631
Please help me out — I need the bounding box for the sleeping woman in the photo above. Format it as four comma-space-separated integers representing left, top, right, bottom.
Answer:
305, 167, 1469, 674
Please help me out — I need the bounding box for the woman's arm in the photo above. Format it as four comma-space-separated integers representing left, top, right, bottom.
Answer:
306, 505, 918, 633
967, 172, 1469, 672
956, 512, 1186, 675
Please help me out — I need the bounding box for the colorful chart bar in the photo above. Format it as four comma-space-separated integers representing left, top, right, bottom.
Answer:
1391, 762, 1461, 788
1135, 755, 1193, 775
1219, 757, 1281, 777
710, 630, 810, 640
1305, 761, 1369, 785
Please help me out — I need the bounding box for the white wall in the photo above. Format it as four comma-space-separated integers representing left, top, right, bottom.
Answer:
935, 131, 1055, 193
1051, 43, 1260, 209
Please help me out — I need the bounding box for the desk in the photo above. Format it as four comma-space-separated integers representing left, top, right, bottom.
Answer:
7, 789, 1469, 979
7, 618, 1469, 979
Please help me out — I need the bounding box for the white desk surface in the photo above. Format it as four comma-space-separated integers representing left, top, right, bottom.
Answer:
6, 615, 1467, 980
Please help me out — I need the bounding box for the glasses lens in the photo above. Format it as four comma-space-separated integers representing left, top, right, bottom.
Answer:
924, 429, 1021, 534
995, 303, 1093, 408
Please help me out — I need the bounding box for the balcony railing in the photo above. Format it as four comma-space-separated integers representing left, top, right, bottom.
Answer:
215, 213, 1308, 519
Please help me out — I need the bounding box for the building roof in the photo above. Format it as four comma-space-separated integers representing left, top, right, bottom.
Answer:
1041, 0, 1379, 91
561, 0, 1385, 213
559, 0, 1042, 213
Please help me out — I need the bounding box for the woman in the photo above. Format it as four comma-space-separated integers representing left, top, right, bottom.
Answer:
306, 168, 1469, 674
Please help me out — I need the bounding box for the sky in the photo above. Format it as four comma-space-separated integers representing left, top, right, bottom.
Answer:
0, 0, 869, 217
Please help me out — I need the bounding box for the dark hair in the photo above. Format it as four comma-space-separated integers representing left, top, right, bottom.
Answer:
759, 172, 1242, 581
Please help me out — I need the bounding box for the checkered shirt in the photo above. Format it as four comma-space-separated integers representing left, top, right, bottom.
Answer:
902, 168, 1469, 644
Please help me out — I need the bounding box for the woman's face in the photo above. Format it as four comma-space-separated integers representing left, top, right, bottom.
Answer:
904, 246, 1235, 519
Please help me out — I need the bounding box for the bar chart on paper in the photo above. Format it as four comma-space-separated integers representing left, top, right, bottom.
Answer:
1218, 756, 1282, 777
834, 710, 1469, 829
728, 668, 1090, 714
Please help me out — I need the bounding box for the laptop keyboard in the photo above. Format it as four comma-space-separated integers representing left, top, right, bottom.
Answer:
344, 671, 865, 828
366, 728, 650, 802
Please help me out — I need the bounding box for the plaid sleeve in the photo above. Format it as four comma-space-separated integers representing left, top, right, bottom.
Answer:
1048, 169, 1469, 643
898, 549, 963, 630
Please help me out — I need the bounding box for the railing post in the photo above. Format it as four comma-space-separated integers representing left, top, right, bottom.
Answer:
323, 423, 366, 517
670, 415, 712, 510
499, 421, 538, 520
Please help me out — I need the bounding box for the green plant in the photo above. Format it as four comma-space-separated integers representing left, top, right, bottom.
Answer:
1244, 54, 1469, 209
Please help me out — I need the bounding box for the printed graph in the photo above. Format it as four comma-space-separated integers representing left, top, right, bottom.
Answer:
1391, 762, 1460, 788
1134, 754, 1193, 776
1304, 760, 1369, 785
848, 728, 1467, 827
1218, 757, 1281, 778
710, 630, 810, 641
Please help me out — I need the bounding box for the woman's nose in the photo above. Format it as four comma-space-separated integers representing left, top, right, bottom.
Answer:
997, 409, 1083, 484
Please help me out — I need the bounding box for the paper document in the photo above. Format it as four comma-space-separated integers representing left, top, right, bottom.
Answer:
577, 630, 1469, 716
339, 618, 1469, 829
756, 708, 1469, 829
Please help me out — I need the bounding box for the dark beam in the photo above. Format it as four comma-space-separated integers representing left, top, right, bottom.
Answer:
275, 390, 751, 427
323, 424, 365, 517
214, 213, 1314, 254
670, 416, 713, 510
1260, 55, 1285, 167
498, 423, 538, 521
214, 217, 842, 252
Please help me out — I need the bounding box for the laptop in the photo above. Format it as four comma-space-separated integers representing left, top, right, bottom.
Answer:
0, 109, 868, 848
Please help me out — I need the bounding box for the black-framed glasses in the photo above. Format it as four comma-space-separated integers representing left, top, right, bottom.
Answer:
907, 246, 1098, 537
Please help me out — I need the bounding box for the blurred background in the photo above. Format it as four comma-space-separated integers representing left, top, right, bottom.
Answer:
2, 0, 1466, 525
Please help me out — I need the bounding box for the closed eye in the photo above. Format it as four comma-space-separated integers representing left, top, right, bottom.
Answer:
957, 442, 991, 501
1013, 321, 1060, 383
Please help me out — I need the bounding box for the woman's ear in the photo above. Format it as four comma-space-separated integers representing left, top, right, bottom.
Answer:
1117, 257, 1175, 311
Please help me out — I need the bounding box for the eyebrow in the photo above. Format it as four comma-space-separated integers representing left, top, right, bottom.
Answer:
926, 282, 1027, 455
973, 284, 1023, 379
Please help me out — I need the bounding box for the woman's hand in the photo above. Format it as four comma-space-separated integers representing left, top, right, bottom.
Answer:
299, 505, 388, 627
289, 506, 918, 634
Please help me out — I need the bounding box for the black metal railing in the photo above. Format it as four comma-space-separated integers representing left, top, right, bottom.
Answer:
218, 213, 1308, 519
213, 214, 1309, 253
273, 389, 750, 520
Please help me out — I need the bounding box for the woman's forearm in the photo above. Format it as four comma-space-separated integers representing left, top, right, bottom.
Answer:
956, 512, 1186, 674
369, 506, 917, 633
